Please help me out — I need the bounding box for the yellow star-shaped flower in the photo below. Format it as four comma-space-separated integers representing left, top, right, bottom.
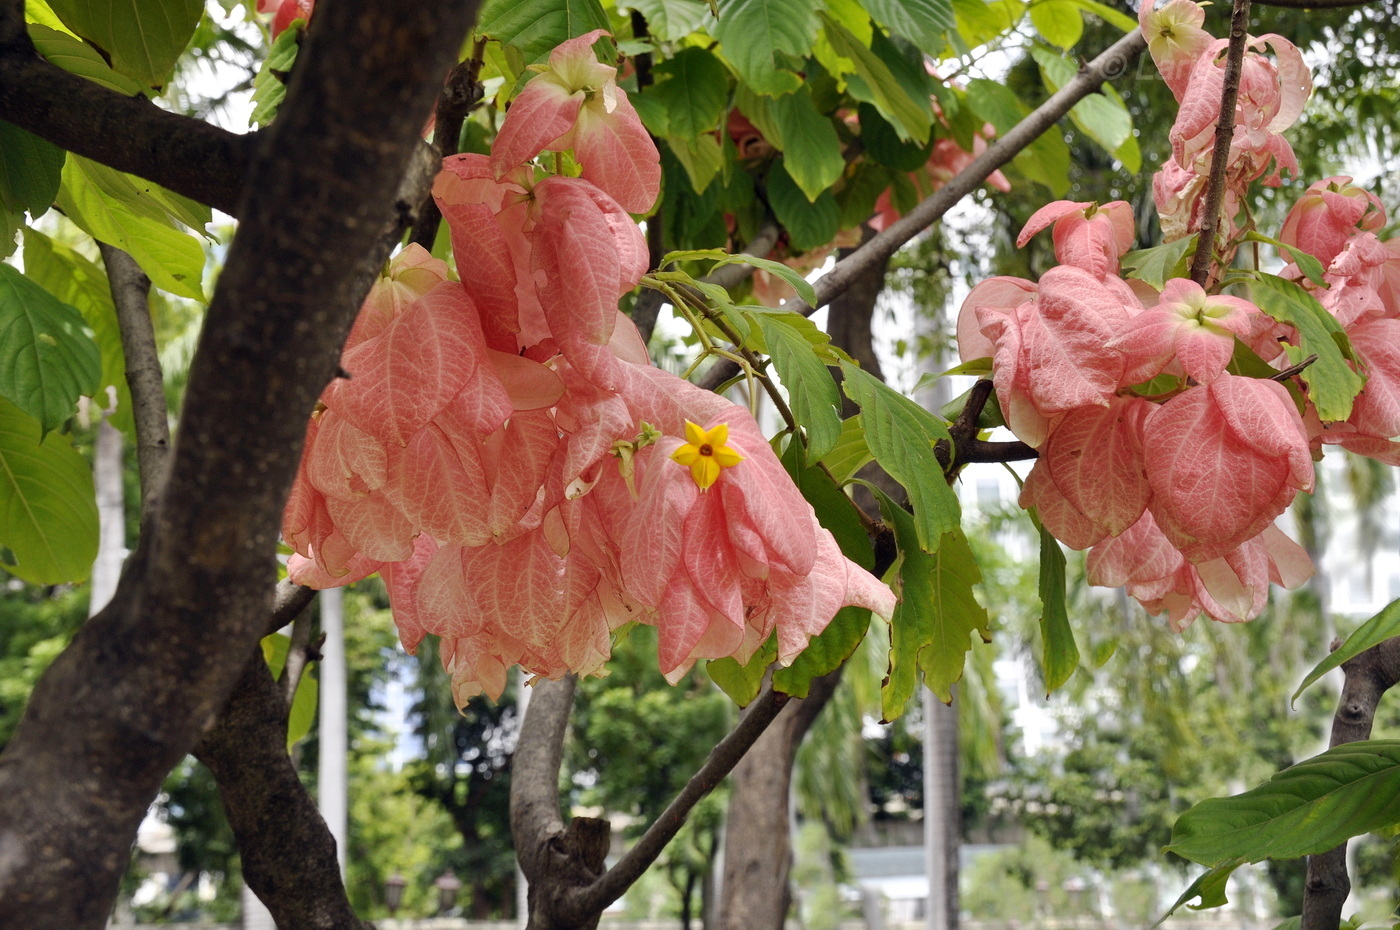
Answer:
670, 421, 744, 490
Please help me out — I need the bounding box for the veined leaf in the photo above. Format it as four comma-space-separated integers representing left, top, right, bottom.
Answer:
27, 24, 144, 94
877, 491, 988, 715
822, 16, 933, 143
1243, 231, 1327, 288
19, 229, 132, 434
757, 321, 842, 462
950, 0, 1025, 49
477, 0, 612, 67
1249, 272, 1364, 422
666, 134, 725, 194
57, 157, 207, 300
774, 606, 871, 697
1168, 740, 1400, 866
824, 415, 874, 484
768, 86, 845, 202
717, 257, 818, 306
1120, 236, 1196, 290
638, 46, 730, 139
1029, 0, 1082, 47
1034, 515, 1078, 693
0, 264, 101, 434
0, 121, 63, 218
857, 0, 952, 54
0, 396, 98, 584
1293, 600, 1400, 705
780, 430, 873, 567
841, 361, 960, 551
250, 23, 301, 128
1066, 0, 1136, 30
68, 156, 211, 235
767, 160, 840, 251
624, 0, 712, 40
707, 635, 777, 706
966, 78, 1070, 195
45, 0, 203, 87
1032, 46, 1132, 157
1153, 861, 1246, 927
714, 0, 820, 96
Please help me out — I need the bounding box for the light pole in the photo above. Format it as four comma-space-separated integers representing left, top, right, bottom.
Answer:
384, 871, 407, 917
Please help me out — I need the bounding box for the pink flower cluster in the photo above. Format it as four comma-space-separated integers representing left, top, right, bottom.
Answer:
958, 201, 1315, 629
1143, 0, 1312, 250
282, 31, 893, 702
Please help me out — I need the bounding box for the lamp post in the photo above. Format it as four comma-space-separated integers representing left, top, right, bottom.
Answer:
384, 871, 407, 917
435, 869, 462, 916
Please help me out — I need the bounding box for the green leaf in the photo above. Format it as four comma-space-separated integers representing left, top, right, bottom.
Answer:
780, 432, 873, 567
837, 162, 894, 229
1120, 236, 1196, 290
1034, 516, 1078, 693
67, 157, 210, 235
767, 160, 840, 251
774, 606, 872, 697
0, 121, 63, 218
19, 229, 133, 434
822, 16, 934, 143
0, 396, 98, 584
1154, 861, 1246, 927
665, 134, 726, 194
1065, 0, 1136, 30
857, 0, 952, 54
951, 0, 1024, 48
876, 490, 988, 715
1249, 272, 1365, 422
624, 0, 713, 40
717, 258, 818, 306
824, 415, 874, 484
1029, 0, 1082, 47
768, 86, 845, 201
639, 47, 730, 139
707, 635, 777, 706
0, 264, 101, 434
57, 157, 207, 300
965, 78, 1070, 196
840, 361, 960, 551
1244, 231, 1328, 288
45, 0, 203, 87
714, 0, 820, 96
1032, 46, 1131, 155
477, 0, 612, 67
1168, 740, 1400, 866
1293, 600, 1400, 705
250, 23, 301, 128
27, 24, 145, 94
858, 103, 933, 171
262, 633, 320, 749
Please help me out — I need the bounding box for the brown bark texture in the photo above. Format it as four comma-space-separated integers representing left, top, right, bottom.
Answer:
0, 0, 479, 924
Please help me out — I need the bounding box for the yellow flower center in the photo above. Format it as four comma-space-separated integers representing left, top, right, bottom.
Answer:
670, 421, 744, 490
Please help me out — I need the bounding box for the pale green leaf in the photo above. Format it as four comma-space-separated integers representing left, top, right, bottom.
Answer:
1066, 0, 1136, 30
951, 0, 1024, 48
624, 0, 713, 40
824, 415, 874, 484
768, 86, 845, 201
0, 121, 63, 218
28, 24, 144, 94
1249, 272, 1364, 422
1153, 861, 1246, 927
45, 0, 203, 87
250, 23, 301, 128
714, 0, 820, 96
1029, 0, 1082, 47
707, 636, 777, 706
1120, 236, 1196, 289
966, 77, 1070, 195
0, 264, 101, 433
1035, 517, 1078, 693
758, 317, 843, 462
718, 257, 818, 307
857, 0, 952, 54
477, 0, 612, 67
57, 157, 206, 300
822, 16, 933, 143
666, 134, 725, 194
840, 361, 960, 551
0, 396, 98, 584
1168, 741, 1400, 866
1032, 46, 1132, 154
1293, 600, 1400, 705
1244, 231, 1328, 288
639, 46, 730, 139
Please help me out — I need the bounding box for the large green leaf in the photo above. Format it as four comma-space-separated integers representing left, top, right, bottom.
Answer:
1035, 517, 1078, 693
0, 121, 63, 218
1292, 600, 1400, 705
707, 635, 777, 706
625, 0, 713, 40
767, 160, 840, 251
824, 415, 874, 484
1120, 236, 1196, 290
637, 47, 730, 139
824, 17, 934, 144
1168, 740, 1400, 866
0, 396, 98, 584
45, 0, 203, 88
840, 361, 960, 552
714, 0, 820, 96
767, 86, 845, 202
858, 103, 933, 172
1029, 0, 1083, 47
477, 0, 611, 67
966, 78, 1071, 196
1243, 231, 1327, 288
857, 0, 952, 54
57, 157, 207, 300
951, 0, 1024, 48
20, 229, 134, 435
780, 434, 873, 567
774, 606, 872, 697
1248, 272, 1364, 422
0, 264, 101, 434
27, 24, 145, 95
1032, 47, 1133, 166
664, 134, 726, 194
758, 318, 843, 462
877, 491, 988, 715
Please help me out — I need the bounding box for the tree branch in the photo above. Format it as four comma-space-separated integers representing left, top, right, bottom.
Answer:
409, 39, 487, 250
1302, 636, 1400, 930
0, 26, 253, 215
98, 243, 170, 521
1189, 0, 1252, 286
941, 379, 1037, 473
195, 651, 369, 930
0, 0, 480, 923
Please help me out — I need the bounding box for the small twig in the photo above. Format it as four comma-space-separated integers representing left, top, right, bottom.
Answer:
410, 39, 487, 250
1271, 353, 1318, 382
937, 379, 1038, 477
266, 578, 317, 637
1188, 0, 1252, 286
279, 608, 317, 704
98, 243, 170, 521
